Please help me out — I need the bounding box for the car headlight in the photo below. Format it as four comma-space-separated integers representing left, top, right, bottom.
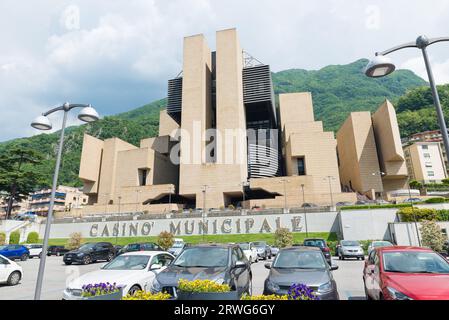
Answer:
213, 278, 226, 285
318, 281, 332, 293
387, 287, 413, 300
151, 279, 162, 293
266, 279, 280, 292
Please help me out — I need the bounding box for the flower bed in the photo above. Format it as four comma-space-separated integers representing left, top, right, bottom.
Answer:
176, 279, 238, 300
122, 291, 172, 300
81, 283, 123, 300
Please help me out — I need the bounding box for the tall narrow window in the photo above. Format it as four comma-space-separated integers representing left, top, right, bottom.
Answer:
138, 169, 148, 186
297, 157, 306, 176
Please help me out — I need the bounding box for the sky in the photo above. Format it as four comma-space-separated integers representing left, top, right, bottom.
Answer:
1, 0, 449, 142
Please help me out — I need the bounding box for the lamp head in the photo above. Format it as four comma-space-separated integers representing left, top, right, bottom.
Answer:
31, 115, 52, 131
365, 55, 396, 78
78, 105, 99, 123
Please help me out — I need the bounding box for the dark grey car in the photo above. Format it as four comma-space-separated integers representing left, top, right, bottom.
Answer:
152, 244, 252, 298
263, 247, 339, 300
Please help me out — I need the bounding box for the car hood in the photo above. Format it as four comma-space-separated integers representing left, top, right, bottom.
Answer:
341, 246, 362, 250
385, 273, 449, 300
66, 249, 90, 255
156, 266, 228, 287
67, 270, 146, 289
269, 268, 330, 287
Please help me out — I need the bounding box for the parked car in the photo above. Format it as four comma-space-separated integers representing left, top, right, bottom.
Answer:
47, 245, 70, 256
253, 241, 272, 260
168, 238, 186, 257
303, 238, 332, 265
63, 251, 174, 299
238, 242, 258, 263
403, 198, 421, 203
367, 241, 393, 255
0, 245, 29, 261
24, 244, 43, 259
0, 254, 23, 286
270, 246, 280, 256
301, 203, 319, 208
363, 246, 449, 300
336, 240, 364, 260
152, 244, 252, 297
117, 243, 162, 256
336, 202, 353, 207
355, 200, 368, 205
63, 242, 116, 265
263, 247, 339, 300
375, 199, 390, 205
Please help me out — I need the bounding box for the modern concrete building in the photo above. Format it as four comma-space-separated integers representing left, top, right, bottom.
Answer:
336, 100, 409, 200
78, 28, 360, 214
404, 142, 447, 183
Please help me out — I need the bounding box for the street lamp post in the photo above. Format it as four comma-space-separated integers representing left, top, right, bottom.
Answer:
324, 176, 336, 209
366, 35, 449, 160
116, 195, 122, 245
301, 184, 308, 237
201, 185, 209, 242
239, 181, 249, 211
31, 103, 99, 300
279, 179, 290, 213
135, 190, 142, 213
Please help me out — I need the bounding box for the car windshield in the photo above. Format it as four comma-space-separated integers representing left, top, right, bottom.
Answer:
102, 255, 150, 270
273, 250, 327, 269
79, 243, 96, 250
238, 243, 250, 250
303, 239, 326, 248
383, 251, 449, 274
0, 245, 7, 250
173, 247, 228, 267
373, 241, 393, 247
253, 242, 266, 247
341, 241, 360, 247
124, 244, 140, 251
172, 242, 184, 248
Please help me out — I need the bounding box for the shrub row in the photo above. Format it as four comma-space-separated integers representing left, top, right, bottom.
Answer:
398, 207, 449, 222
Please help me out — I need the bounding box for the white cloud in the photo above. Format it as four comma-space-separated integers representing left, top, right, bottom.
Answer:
400, 56, 449, 85
1, 0, 449, 142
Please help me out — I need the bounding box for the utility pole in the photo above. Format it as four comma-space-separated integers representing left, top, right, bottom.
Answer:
301, 184, 308, 237
201, 185, 209, 242
279, 179, 290, 213
407, 178, 422, 246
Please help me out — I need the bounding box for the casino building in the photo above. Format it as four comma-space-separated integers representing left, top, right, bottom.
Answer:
77, 28, 401, 214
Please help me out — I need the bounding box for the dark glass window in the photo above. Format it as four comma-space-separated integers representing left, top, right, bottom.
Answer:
297, 157, 306, 176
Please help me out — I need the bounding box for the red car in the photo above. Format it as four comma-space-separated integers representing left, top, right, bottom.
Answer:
363, 246, 449, 300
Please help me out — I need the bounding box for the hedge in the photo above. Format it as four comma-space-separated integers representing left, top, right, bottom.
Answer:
0, 232, 6, 245
424, 197, 448, 204
340, 203, 412, 211
9, 231, 20, 244
26, 232, 39, 244
398, 207, 449, 222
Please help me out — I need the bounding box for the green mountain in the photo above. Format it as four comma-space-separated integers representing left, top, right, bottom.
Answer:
0, 58, 427, 189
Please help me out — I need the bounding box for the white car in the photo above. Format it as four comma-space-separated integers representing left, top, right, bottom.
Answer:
367, 240, 393, 255
238, 242, 258, 263
0, 254, 23, 286
24, 244, 43, 258
63, 251, 175, 299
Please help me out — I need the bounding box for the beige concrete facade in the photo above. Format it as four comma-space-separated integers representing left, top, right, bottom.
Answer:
336, 100, 408, 199
404, 142, 447, 183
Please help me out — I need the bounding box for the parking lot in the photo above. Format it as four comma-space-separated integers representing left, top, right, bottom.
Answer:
0, 255, 366, 300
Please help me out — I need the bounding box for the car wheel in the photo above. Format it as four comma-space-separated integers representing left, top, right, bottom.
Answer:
82, 255, 92, 265
364, 284, 372, 300
64, 261, 72, 265
20, 254, 28, 261
107, 253, 114, 261
7, 271, 21, 286
128, 285, 141, 296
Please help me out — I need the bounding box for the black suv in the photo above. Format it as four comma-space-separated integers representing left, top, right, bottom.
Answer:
152, 244, 252, 298
303, 238, 332, 265
47, 245, 70, 256
117, 243, 162, 256
63, 242, 116, 265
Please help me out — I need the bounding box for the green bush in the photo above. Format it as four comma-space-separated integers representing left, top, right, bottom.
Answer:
26, 232, 39, 244
398, 207, 449, 222
442, 178, 449, 185
340, 204, 412, 211
157, 231, 174, 250
9, 231, 20, 244
410, 180, 423, 189
0, 232, 6, 245
424, 197, 447, 204
420, 220, 446, 252
66, 232, 83, 250
274, 228, 293, 248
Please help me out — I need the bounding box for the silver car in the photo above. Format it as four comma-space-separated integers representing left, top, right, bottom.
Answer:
337, 240, 364, 260
367, 240, 393, 255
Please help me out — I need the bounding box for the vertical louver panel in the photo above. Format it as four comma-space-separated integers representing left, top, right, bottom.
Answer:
167, 77, 183, 123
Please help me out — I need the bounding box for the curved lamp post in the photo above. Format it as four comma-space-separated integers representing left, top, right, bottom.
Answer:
365, 35, 449, 161
31, 103, 99, 300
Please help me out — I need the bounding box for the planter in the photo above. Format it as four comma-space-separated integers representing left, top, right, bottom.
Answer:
82, 289, 123, 300
177, 291, 239, 300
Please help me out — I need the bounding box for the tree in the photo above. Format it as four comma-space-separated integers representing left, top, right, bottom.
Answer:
274, 228, 293, 248
0, 144, 45, 219
26, 232, 39, 244
0, 232, 6, 245
442, 178, 449, 185
9, 231, 20, 244
420, 220, 446, 252
409, 180, 422, 190
157, 231, 174, 250
66, 232, 83, 250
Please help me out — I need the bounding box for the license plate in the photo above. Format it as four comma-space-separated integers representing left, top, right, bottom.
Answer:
66, 257, 71, 260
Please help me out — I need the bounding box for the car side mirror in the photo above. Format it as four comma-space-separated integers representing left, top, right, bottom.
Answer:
264, 263, 272, 269
234, 261, 246, 268
330, 265, 339, 271
150, 263, 162, 271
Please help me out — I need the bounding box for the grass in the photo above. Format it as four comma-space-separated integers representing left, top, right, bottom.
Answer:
339, 203, 413, 210
42, 232, 337, 248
